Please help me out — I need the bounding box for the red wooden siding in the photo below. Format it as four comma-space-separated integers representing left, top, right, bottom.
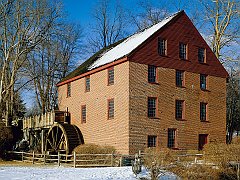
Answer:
128, 12, 228, 78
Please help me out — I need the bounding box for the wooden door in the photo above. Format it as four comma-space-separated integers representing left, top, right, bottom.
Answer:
198, 134, 208, 150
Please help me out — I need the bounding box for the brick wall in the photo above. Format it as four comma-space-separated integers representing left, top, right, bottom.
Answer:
57, 12, 227, 155
58, 60, 226, 155
58, 61, 130, 154
129, 61, 226, 154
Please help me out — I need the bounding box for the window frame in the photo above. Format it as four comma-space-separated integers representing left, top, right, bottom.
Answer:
176, 70, 185, 87
148, 65, 158, 83
200, 102, 208, 121
107, 98, 114, 119
179, 43, 187, 60
81, 105, 86, 123
148, 135, 157, 148
175, 100, 185, 120
67, 83, 71, 97
200, 74, 208, 90
198, 47, 206, 63
108, 67, 114, 86
168, 128, 177, 149
85, 76, 90, 92
158, 38, 167, 56
148, 97, 158, 118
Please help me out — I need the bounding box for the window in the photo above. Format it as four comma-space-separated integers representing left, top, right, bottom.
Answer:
158, 38, 166, 56
148, 135, 157, 147
200, 102, 207, 121
200, 74, 207, 90
67, 83, 71, 97
148, 97, 157, 118
198, 48, 205, 63
168, 129, 176, 148
176, 100, 184, 119
108, 68, 114, 85
85, 76, 90, 92
81, 105, 86, 123
108, 99, 114, 119
179, 43, 187, 59
148, 65, 157, 83
176, 70, 184, 87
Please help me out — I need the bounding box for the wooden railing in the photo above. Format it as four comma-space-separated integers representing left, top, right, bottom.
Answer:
140, 151, 204, 165
7, 151, 205, 168
176, 153, 204, 163
6, 151, 134, 168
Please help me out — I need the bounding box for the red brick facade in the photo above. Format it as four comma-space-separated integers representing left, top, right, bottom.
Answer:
58, 11, 227, 154
128, 62, 226, 153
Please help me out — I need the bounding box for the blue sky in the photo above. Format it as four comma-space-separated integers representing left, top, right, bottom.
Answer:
62, 0, 96, 25
63, 0, 140, 25
61, 0, 200, 27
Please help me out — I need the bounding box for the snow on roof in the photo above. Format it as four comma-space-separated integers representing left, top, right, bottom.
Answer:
88, 11, 180, 70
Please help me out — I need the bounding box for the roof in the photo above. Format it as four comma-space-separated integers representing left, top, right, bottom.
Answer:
59, 39, 126, 83
58, 11, 182, 85
88, 11, 181, 70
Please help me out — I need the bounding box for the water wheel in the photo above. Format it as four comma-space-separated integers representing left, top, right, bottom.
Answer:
45, 123, 84, 154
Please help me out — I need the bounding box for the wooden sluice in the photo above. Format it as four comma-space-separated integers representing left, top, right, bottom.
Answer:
23, 111, 67, 130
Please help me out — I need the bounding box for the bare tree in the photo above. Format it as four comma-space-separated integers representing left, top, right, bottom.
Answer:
200, 0, 240, 143
26, 23, 82, 113
129, 0, 204, 32
0, 0, 61, 126
87, 0, 126, 53
201, 0, 239, 61
227, 70, 240, 143
129, 0, 169, 31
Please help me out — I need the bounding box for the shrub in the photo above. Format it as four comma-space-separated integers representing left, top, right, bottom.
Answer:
169, 143, 240, 180
73, 144, 116, 154
204, 143, 240, 168
143, 148, 175, 168
72, 144, 116, 166
143, 148, 176, 180
0, 123, 13, 158
232, 136, 240, 144
142, 144, 240, 180
203, 142, 240, 179
169, 163, 220, 180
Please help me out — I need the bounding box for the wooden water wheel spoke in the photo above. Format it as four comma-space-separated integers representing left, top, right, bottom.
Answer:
47, 138, 54, 150
60, 138, 67, 149
60, 138, 66, 149
56, 133, 64, 149
53, 127, 58, 149
45, 123, 84, 154
55, 126, 59, 147
51, 129, 56, 149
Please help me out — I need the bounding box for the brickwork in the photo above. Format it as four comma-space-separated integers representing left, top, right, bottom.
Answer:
59, 60, 226, 155
129, 62, 226, 154
57, 12, 227, 155
58, 62, 130, 154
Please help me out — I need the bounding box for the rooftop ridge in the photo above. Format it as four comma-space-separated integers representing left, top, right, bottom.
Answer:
88, 11, 182, 70
58, 11, 183, 85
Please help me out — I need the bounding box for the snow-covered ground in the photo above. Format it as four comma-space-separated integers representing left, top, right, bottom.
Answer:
0, 165, 178, 180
